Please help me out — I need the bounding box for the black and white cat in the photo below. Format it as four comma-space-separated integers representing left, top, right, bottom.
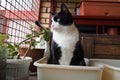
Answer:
47, 3, 86, 66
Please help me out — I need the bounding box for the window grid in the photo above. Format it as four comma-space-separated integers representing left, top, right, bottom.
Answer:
0, 0, 40, 46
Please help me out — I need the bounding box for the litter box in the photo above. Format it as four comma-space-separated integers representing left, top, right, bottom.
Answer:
90, 59, 120, 80
34, 57, 103, 80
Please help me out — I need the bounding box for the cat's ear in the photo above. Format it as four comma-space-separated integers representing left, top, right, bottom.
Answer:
61, 3, 69, 13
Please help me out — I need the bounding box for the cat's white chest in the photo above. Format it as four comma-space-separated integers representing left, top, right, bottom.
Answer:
53, 26, 79, 65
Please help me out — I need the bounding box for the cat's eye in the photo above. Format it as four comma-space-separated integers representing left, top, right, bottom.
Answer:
54, 16, 60, 22
57, 18, 60, 22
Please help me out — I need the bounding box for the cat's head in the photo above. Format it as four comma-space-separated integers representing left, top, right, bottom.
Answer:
51, 3, 74, 31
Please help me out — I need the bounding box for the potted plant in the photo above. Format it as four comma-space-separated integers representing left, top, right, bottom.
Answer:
20, 23, 51, 74
0, 34, 8, 80
0, 33, 33, 80
0, 23, 51, 80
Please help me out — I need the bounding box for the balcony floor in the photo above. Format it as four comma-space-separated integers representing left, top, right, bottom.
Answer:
29, 75, 37, 80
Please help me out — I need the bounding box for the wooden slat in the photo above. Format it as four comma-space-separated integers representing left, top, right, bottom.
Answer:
95, 38, 120, 45
82, 37, 94, 58
94, 44, 120, 55
80, 33, 120, 59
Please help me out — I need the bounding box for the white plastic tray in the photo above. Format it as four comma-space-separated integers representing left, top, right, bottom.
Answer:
90, 59, 120, 80
34, 57, 103, 80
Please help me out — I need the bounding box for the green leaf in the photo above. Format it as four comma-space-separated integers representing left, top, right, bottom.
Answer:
8, 52, 14, 56
0, 41, 3, 46
43, 29, 51, 41
33, 31, 40, 37
0, 34, 3, 39
5, 34, 10, 40
31, 41, 37, 47
26, 34, 32, 38
7, 44, 15, 53
0, 34, 3, 42
14, 44, 20, 51
29, 25, 33, 30
0, 46, 8, 58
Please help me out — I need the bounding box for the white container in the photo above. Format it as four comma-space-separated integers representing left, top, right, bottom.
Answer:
6, 56, 32, 80
90, 59, 120, 80
34, 57, 103, 80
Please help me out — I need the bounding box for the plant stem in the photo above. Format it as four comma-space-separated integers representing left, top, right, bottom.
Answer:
18, 36, 35, 46
17, 36, 34, 59
18, 32, 43, 46
23, 38, 32, 59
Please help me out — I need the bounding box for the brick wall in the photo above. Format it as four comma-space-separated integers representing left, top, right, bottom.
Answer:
40, 0, 81, 28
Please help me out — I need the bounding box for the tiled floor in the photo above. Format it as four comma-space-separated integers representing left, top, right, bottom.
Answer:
29, 75, 37, 80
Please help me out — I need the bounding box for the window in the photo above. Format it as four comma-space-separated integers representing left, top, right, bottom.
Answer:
0, 0, 40, 46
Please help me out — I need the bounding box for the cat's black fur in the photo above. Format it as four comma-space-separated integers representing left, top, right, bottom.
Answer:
47, 3, 86, 66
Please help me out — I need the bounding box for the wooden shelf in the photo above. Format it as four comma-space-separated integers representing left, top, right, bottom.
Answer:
73, 15, 120, 26
73, 15, 120, 34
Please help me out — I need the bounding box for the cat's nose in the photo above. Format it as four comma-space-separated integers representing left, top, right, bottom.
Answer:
51, 23, 60, 30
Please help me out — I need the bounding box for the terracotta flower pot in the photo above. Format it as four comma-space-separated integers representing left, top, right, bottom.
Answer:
108, 28, 118, 35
